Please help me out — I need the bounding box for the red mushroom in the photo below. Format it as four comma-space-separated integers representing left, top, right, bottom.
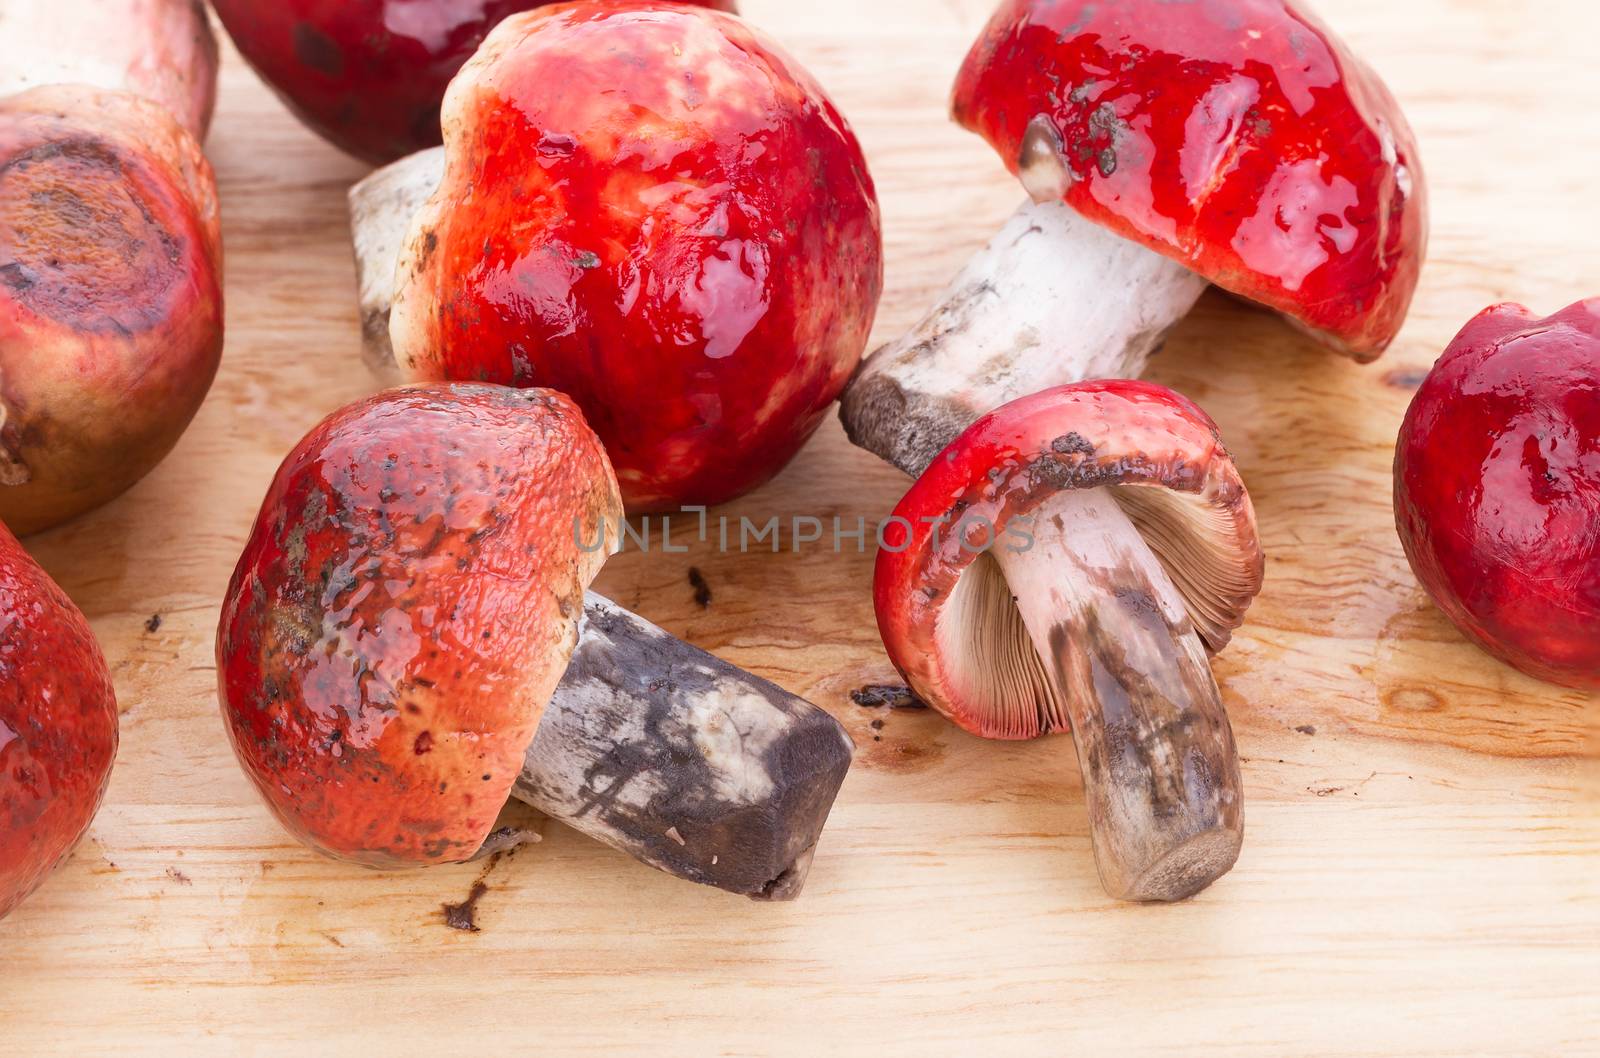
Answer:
219, 384, 852, 898
0, 521, 119, 922
210, 0, 735, 164
842, 0, 1427, 476
350, 1, 883, 511
0, 86, 224, 535
877, 381, 1263, 900
1395, 300, 1600, 690
0, 0, 219, 140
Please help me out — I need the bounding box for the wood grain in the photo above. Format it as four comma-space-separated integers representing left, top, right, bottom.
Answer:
1, 1, 1596, 1054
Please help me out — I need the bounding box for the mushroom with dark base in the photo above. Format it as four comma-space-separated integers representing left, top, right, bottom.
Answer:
217, 384, 852, 900
876, 381, 1263, 901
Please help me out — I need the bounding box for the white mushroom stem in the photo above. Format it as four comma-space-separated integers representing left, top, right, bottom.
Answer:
986, 488, 1242, 901
349, 147, 446, 380
0, 0, 218, 139
841, 198, 1207, 476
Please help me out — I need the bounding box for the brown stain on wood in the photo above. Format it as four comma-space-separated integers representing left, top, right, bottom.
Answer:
441, 882, 488, 933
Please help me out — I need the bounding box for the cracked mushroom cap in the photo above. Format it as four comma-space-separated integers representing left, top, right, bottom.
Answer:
217, 384, 621, 867
874, 380, 1264, 739
952, 0, 1426, 361
389, 0, 883, 511
0, 521, 118, 921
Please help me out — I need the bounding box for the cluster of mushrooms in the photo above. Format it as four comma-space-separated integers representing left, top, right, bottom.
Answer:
0, 0, 1596, 924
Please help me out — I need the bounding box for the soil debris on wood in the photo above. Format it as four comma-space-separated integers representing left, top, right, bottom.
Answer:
144, 613, 163, 633
1383, 367, 1430, 391
1294, 724, 1317, 736
850, 684, 928, 710
688, 566, 713, 609
442, 882, 489, 932
166, 867, 192, 886
440, 849, 514, 933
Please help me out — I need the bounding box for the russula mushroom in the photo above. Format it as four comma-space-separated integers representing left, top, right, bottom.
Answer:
1395, 300, 1600, 690
876, 380, 1263, 901
0, 521, 119, 922
218, 384, 852, 899
842, 0, 1427, 477
211, 0, 735, 164
0, 0, 218, 140
0, 86, 224, 535
350, 1, 883, 511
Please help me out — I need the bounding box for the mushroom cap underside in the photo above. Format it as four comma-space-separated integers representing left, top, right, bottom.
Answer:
874, 379, 1264, 737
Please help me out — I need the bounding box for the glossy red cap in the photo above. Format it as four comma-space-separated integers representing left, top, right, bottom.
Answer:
390, 1, 883, 511
1395, 300, 1600, 689
0, 522, 118, 921
952, 0, 1427, 361
874, 380, 1262, 739
217, 384, 621, 867
212, 0, 738, 164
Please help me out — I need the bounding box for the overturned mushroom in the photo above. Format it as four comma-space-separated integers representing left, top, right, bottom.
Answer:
218, 384, 851, 899
350, 1, 883, 510
842, 0, 1427, 476
876, 381, 1262, 901
0, 0, 218, 139
0, 520, 119, 922
0, 86, 223, 535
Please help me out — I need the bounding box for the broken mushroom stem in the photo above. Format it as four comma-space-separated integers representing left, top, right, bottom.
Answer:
988, 488, 1241, 900
842, 189, 1206, 476
516, 593, 852, 901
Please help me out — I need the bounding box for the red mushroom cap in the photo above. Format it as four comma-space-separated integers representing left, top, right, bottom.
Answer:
211, 0, 736, 164
952, 0, 1426, 361
875, 380, 1263, 739
217, 384, 621, 867
0, 522, 118, 921
1395, 300, 1600, 690
390, 1, 883, 511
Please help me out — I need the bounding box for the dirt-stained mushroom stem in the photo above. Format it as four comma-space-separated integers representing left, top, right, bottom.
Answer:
875, 383, 1261, 903
841, 196, 1206, 476
519, 595, 853, 900
988, 489, 1241, 900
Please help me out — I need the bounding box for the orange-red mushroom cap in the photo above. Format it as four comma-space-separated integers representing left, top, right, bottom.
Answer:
217, 384, 621, 867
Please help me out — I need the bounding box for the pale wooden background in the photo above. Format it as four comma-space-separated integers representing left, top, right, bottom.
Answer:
1, 1, 1596, 1054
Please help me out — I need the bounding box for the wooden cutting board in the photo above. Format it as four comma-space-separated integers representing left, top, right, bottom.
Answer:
1, 1, 1595, 1054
